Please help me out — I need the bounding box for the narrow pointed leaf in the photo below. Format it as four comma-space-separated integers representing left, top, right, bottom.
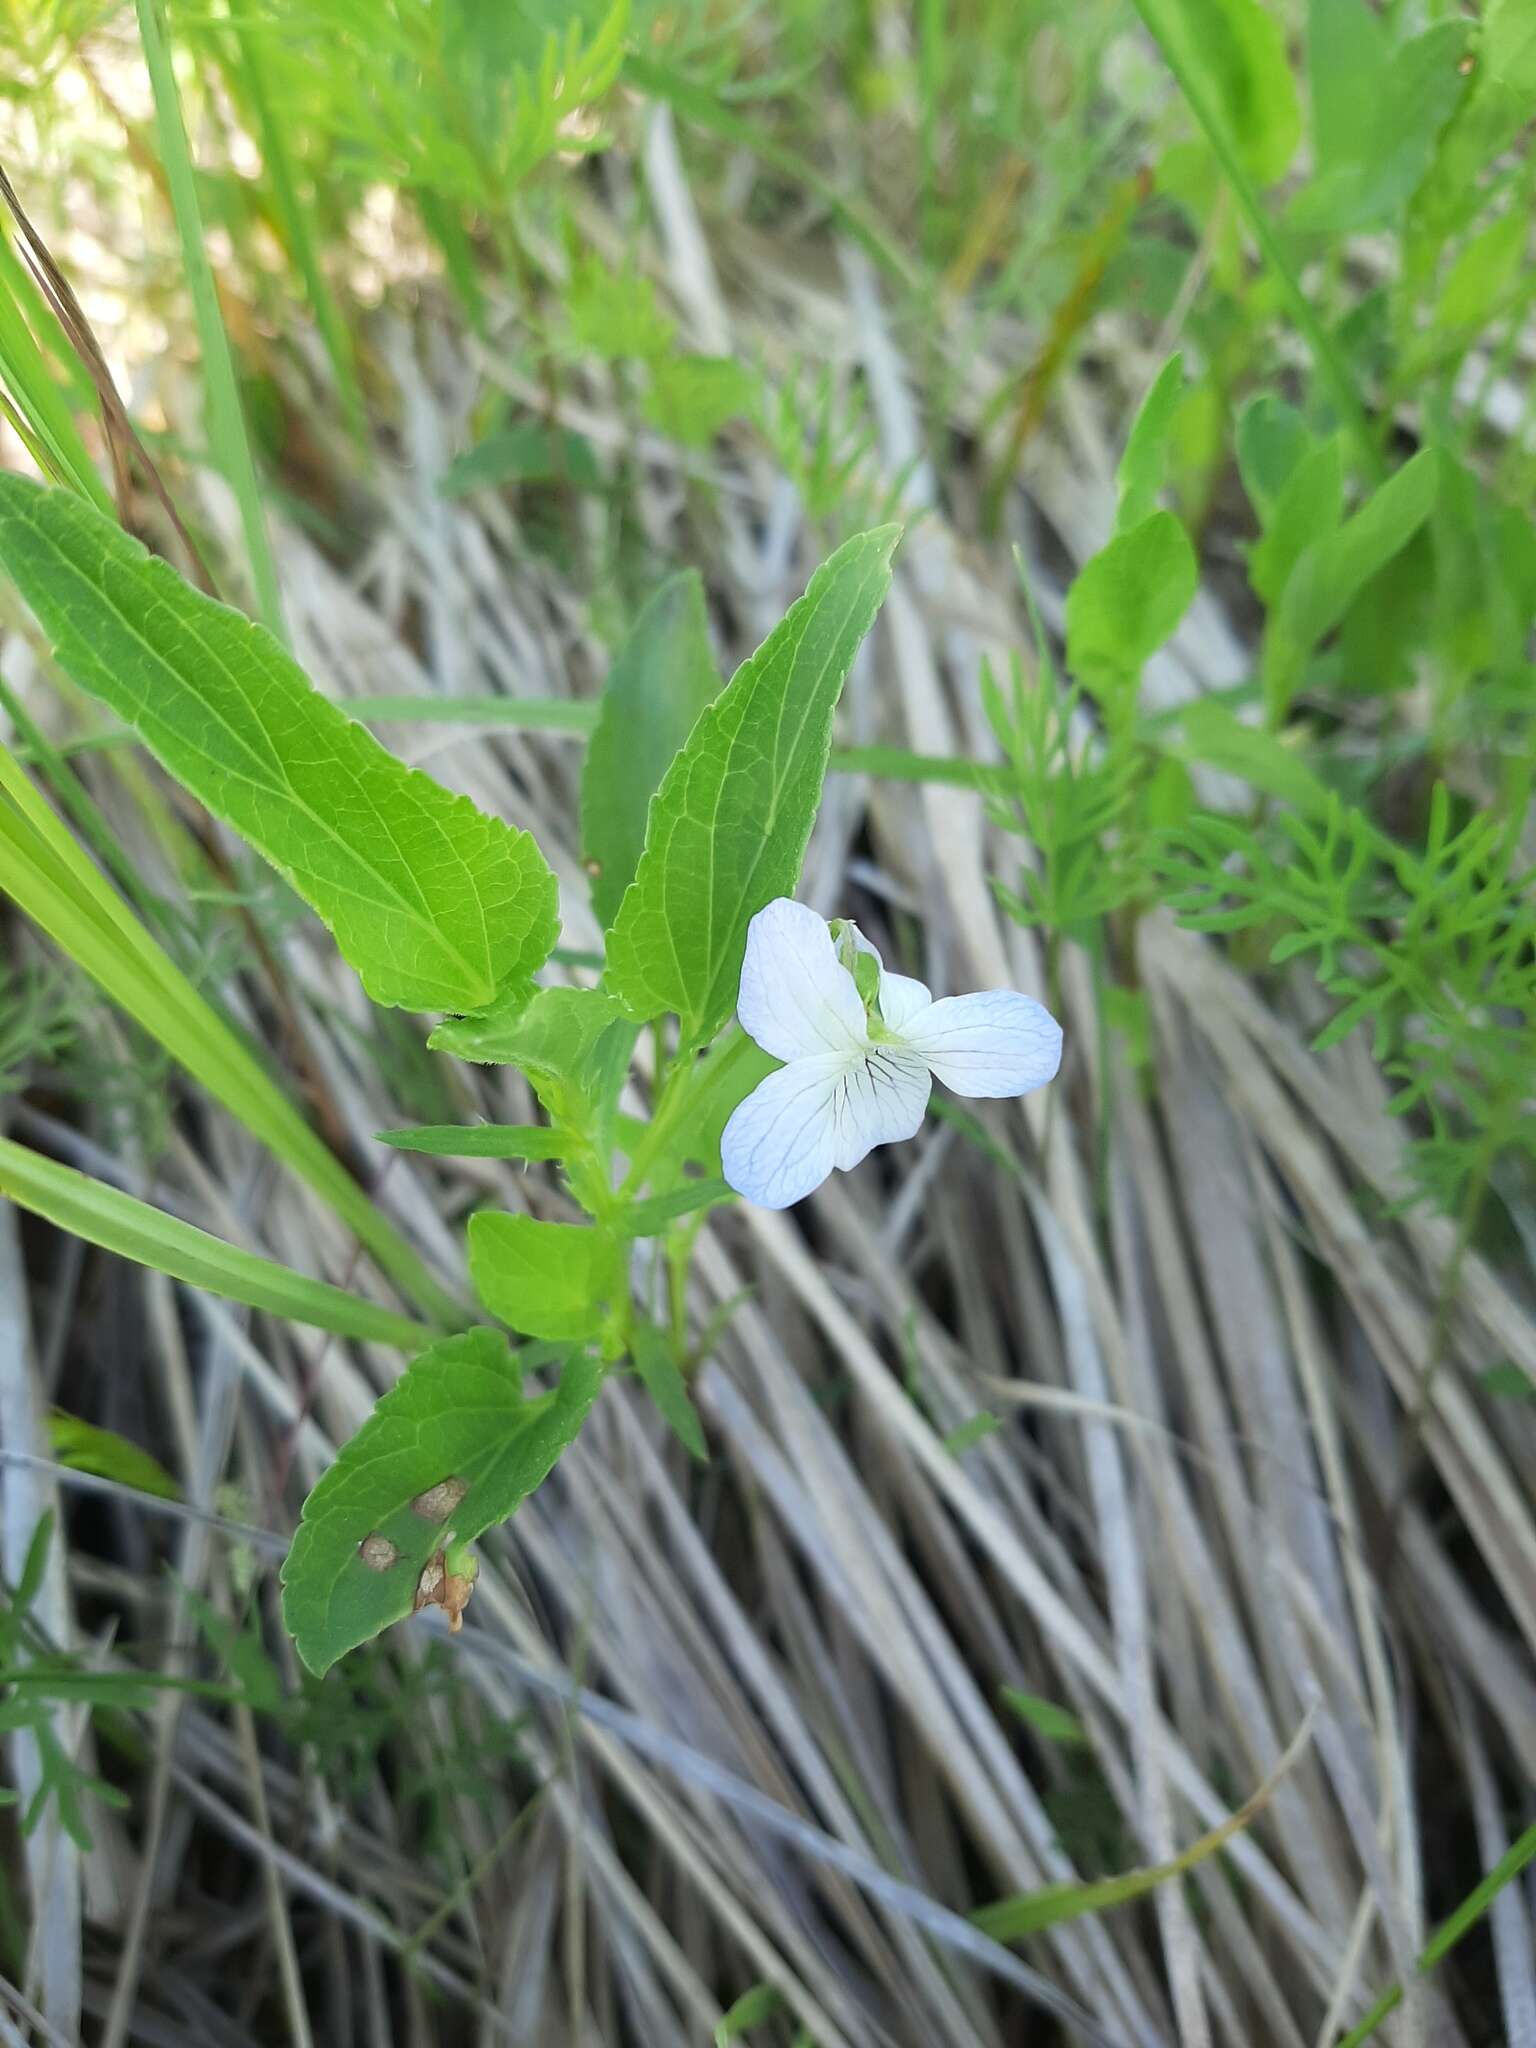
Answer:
605, 526, 899, 1046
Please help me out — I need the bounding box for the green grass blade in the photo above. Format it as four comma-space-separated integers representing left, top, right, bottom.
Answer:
0, 1135, 427, 1350
1334, 1822, 1536, 2047
133, 0, 286, 633
0, 740, 465, 1327
0, 230, 114, 515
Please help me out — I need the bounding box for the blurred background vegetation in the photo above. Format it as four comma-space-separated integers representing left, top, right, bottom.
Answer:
0, 0, 1533, 2043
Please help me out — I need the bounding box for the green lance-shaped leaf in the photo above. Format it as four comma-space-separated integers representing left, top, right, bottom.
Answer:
605, 525, 899, 1048
1263, 448, 1440, 719
469, 1213, 624, 1341
581, 570, 723, 931
0, 477, 558, 1012
282, 1330, 603, 1675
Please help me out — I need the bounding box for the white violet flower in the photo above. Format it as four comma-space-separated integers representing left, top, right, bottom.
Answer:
721, 897, 1063, 1209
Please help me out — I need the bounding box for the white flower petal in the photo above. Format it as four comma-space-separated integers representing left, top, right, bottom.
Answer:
721, 1055, 850, 1209
898, 991, 1063, 1098
737, 899, 867, 1062
829, 1046, 932, 1171
877, 969, 933, 1033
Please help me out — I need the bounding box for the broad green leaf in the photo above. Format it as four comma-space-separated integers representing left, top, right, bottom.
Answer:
375, 1124, 569, 1161
1482, 0, 1536, 93
432, 986, 636, 1131
0, 1133, 428, 1351
582, 571, 723, 930
0, 477, 558, 1012
643, 355, 759, 448
1115, 354, 1184, 533
1265, 450, 1440, 717
1000, 1686, 1089, 1747
1147, 0, 1300, 183
1235, 396, 1312, 526
1248, 435, 1344, 608
439, 422, 602, 498
48, 1413, 180, 1501
281, 1330, 603, 1674
564, 258, 676, 363
630, 1323, 708, 1461
469, 1213, 624, 1340
1292, 22, 1468, 232
605, 526, 899, 1047
1065, 511, 1197, 697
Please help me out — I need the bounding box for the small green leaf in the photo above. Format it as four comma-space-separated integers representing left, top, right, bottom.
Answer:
605, 527, 899, 1047
1235, 396, 1312, 525
1172, 699, 1336, 818
431, 986, 635, 1130
375, 1124, 569, 1161
1265, 450, 1440, 718
1065, 511, 1197, 696
643, 354, 758, 447
1432, 206, 1525, 339
439, 423, 602, 498
620, 1179, 733, 1237
1248, 435, 1344, 607
1150, 0, 1300, 183
715, 1985, 783, 2045
943, 1412, 1001, 1456
281, 1330, 603, 1675
1116, 354, 1184, 533
1483, 0, 1536, 91
582, 572, 723, 930
48, 1413, 180, 1501
0, 477, 558, 1012
469, 1214, 624, 1341
1293, 20, 1469, 232
630, 1322, 708, 1461
1000, 1686, 1090, 1746
1479, 1363, 1535, 1402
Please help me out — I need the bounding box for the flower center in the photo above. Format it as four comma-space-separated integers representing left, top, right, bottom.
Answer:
830, 918, 889, 1034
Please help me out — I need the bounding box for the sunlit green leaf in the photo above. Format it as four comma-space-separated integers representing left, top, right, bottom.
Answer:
1065, 511, 1197, 697
0, 477, 558, 1012
1148, 0, 1300, 183
469, 1213, 624, 1340
281, 1330, 603, 1674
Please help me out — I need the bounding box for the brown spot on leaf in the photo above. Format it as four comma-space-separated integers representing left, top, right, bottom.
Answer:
411, 1550, 477, 1633
358, 1532, 400, 1572
411, 1476, 469, 1522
